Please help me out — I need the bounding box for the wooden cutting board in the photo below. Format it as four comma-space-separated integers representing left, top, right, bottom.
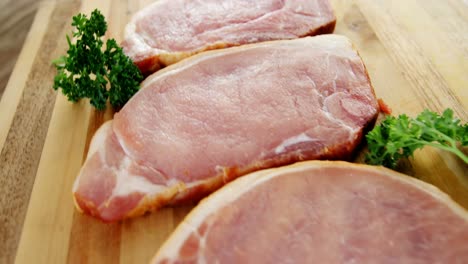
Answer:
0, 0, 466, 263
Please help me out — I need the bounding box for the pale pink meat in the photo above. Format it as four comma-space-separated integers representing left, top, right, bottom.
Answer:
122, 0, 336, 75
73, 35, 379, 221
152, 161, 468, 263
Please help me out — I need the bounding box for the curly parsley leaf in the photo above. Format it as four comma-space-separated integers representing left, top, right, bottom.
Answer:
52, 9, 142, 110
365, 109, 468, 168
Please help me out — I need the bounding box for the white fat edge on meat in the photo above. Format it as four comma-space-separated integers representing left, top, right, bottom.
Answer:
307, 87, 358, 142
72, 122, 112, 192
348, 68, 357, 80
123, 19, 147, 56
174, 219, 210, 264
321, 53, 340, 94
105, 130, 168, 197
315, 66, 360, 142
112, 126, 211, 198
274, 132, 319, 154
293, 4, 304, 13
110, 122, 188, 197
321, 105, 358, 142
77, 126, 168, 198
110, 156, 167, 198
87, 121, 113, 159
306, 75, 317, 89
124, 0, 173, 57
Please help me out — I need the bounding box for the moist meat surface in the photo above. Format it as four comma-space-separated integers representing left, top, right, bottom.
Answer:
73, 35, 379, 221
122, 0, 336, 75
152, 161, 468, 263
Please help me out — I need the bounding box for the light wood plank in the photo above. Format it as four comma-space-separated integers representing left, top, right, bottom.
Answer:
0, 0, 48, 151
67, 214, 121, 264
0, 0, 39, 97
120, 209, 175, 264
418, 0, 468, 56
356, 0, 467, 120
14, 1, 113, 263
0, 1, 80, 263
14, 97, 91, 264
413, 148, 468, 208
331, 0, 424, 115
374, 0, 467, 114
107, 0, 127, 42
447, 0, 468, 21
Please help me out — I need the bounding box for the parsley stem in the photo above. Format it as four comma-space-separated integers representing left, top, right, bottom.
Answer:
413, 119, 458, 147
423, 141, 468, 164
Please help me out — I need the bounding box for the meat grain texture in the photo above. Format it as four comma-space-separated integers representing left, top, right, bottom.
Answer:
122, 0, 336, 75
152, 161, 468, 263
73, 35, 379, 222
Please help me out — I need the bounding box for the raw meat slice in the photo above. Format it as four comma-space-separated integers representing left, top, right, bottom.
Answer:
73, 35, 379, 221
152, 161, 468, 263
122, 0, 336, 75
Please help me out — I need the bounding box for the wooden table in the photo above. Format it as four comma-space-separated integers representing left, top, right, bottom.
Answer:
0, 0, 39, 97
0, 0, 467, 263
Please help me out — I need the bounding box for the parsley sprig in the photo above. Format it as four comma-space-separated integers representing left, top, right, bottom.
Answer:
52, 9, 142, 110
366, 108, 468, 168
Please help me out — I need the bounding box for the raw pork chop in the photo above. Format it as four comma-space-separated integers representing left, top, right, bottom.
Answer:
73, 35, 379, 221
122, 0, 336, 75
152, 161, 468, 263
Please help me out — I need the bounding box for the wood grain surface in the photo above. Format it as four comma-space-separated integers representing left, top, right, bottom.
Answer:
0, 1, 80, 263
0, 0, 39, 97
0, 0, 466, 263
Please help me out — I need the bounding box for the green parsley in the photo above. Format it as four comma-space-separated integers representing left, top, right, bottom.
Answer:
366, 108, 468, 168
52, 9, 142, 110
